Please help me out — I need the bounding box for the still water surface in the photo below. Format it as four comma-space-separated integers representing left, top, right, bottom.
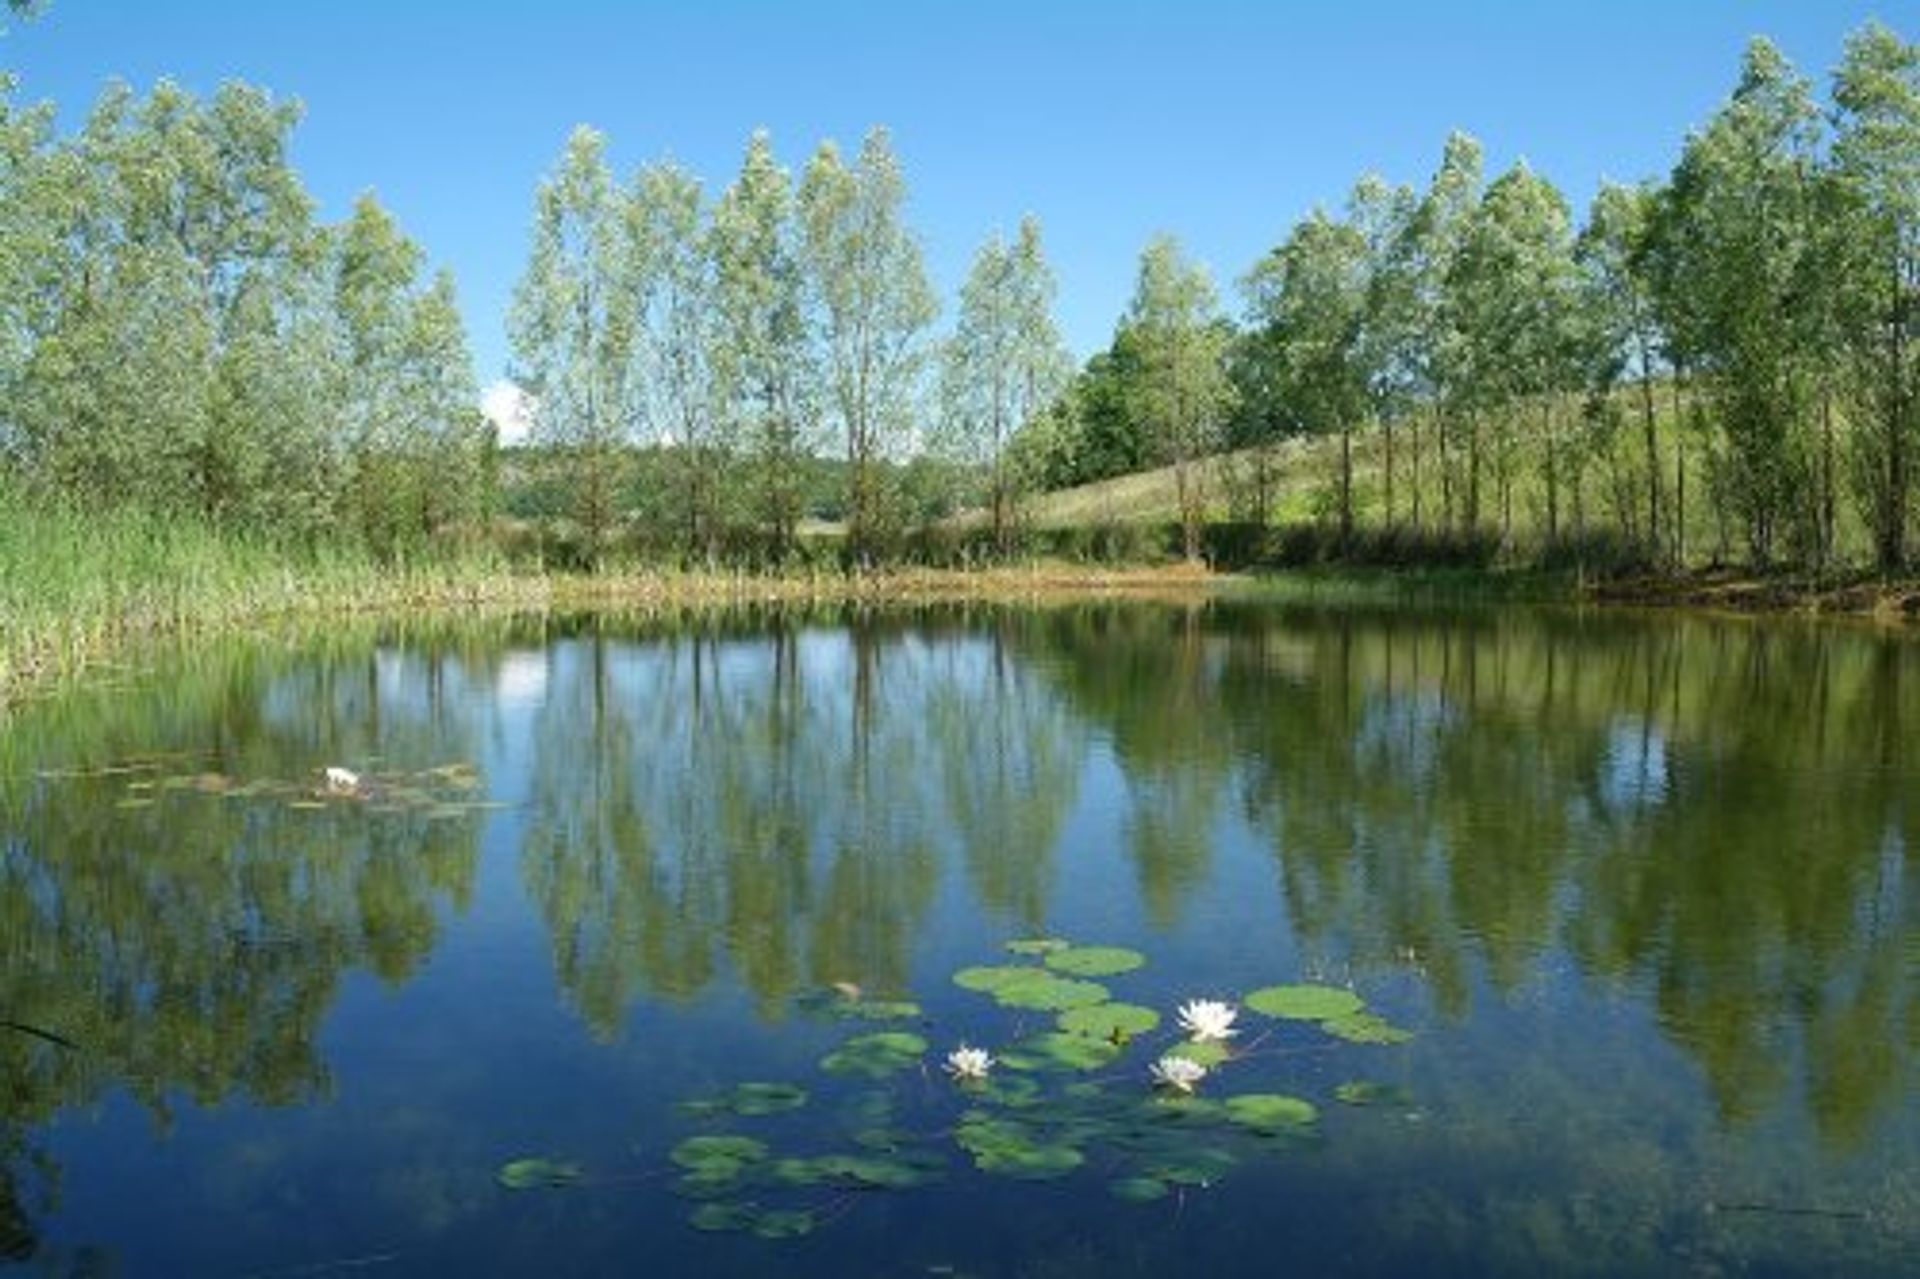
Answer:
3, 599, 1918, 1276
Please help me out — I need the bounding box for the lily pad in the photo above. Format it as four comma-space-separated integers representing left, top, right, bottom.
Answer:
953, 964, 1049, 993
670, 1135, 770, 1172
495, 1157, 584, 1190
820, 1031, 928, 1078
1005, 938, 1071, 956
1322, 1012, 1413, 1045
1146, 1146, 1237, 1187
1335, 1080, 1415, 1107
752, 1209, 817, 1240
1163, 1039, 1231, 1069
1109, 1175, 1171, 1203
681, 1081, 809, 1118
689, 1202, 755, 1233
831, 998, 923, 1022
1044, 946, 1146, 978
991, 973, 1110, 1012
1224, 1093, 1320, 1134
975, 1143, 1085, 1180
1001, 1032, 1121, 1073
1058, 1002, 1161, 1039
1244, 984, 1365, 1021
811, 1153, 943, 1189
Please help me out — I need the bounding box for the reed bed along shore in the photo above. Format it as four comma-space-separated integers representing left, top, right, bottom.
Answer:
0, 498, 1219, 705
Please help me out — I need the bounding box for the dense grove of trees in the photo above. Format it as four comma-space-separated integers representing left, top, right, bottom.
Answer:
1027, 26, 1917, 573
0, 75, 492, 557
508, 124, 1071, 566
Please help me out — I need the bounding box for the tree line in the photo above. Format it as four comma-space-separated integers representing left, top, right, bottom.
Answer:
3, 21, 1911, 576
508, 125, 1075, 566
1025, 24, 1917, 573
0, 75, 492, 558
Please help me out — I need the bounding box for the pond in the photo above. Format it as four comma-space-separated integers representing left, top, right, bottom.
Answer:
2, 598, 1918, 1276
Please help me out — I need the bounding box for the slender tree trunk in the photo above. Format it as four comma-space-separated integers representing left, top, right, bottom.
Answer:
1820, 386, 1836, 570
1339, 423, 1354, 546
1382, 416, 1396, 527
1543, 397, 1559, 542
1672, 367, 1688, 567
1638, 358, 1660, 553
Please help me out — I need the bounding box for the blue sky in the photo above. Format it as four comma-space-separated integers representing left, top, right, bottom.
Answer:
2, 1, 1905, 393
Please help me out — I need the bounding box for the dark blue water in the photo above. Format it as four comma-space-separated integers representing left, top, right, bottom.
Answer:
3, 601, 1918, 1276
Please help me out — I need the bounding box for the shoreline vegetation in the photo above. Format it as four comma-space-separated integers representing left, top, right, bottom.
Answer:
9, 491, 1920, 712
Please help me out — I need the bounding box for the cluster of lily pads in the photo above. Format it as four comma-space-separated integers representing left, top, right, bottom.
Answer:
89, 758, 500, 820
497, 937, 1414, 1240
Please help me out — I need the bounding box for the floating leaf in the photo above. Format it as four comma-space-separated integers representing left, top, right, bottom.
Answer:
1335, 1080, 1414, 1107
752, 1209, 816, 1240
1224, 1094, 1320, 1134
978, 1075, 1045, 1108
670, 1135, 769, 1172
680, 1081, 809, 1118
1163, 1039, 1230, 1069
975, 1143, 1085, 1180
496, 1157, 584, 1190
1058, 1002, 1161, 1039
1244, 984, 1365, 1021
830, 999, 923, 1023
812, 1153, 943, 1189
991, 974, 1110, 1012
820, 1031, 928, 1078
1005, 938, 1071, 956
1109, 1176, 1171, 1203
1322, 1012, 1413, 1045
689, 1202, 754, 1233
1044, 946, 1146, 978
1001, 1032, 1120, 1073
954, 965, 1050, 993
1146, 1146, 1236, 1187
730, 1082, 809, 1115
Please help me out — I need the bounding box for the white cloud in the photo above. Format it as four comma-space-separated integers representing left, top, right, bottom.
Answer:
481, 379, 536, 446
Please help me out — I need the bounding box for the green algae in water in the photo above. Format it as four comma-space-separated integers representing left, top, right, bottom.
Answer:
1057, 1001, 1161, 1039
820, 1031, 928, 1078
495, 1157, 584, 1190
1043, 945, 1146, 978
1244, 984, 1365, 1021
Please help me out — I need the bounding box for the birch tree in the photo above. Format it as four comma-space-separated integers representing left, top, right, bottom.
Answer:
1126, 234, 1232, 561
798, 128, 937, 563
938, 215, 1070, 553
710, 130, 811, 561
509, 126, 635, 567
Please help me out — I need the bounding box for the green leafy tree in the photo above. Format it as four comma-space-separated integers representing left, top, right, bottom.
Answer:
798, 128, 938, 564
509, 126, 635, 567
938, 215, 1070, 553
1125, 234, 1234, 560
1830, 22, 1919, 572
710, 130, 812, 561
1578, 181, 1668, 551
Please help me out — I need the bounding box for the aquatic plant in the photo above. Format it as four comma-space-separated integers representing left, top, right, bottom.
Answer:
1175, 998, 1240, 1042
1149, 1055, 1209, 1094
944, 1045, 994, 1081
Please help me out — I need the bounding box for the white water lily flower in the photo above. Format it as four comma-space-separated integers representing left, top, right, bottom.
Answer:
944, 1045, 994, 1081
323, 766, 361, 793
1176, 998, 1240, 1043
1149, 1055, 1208, 1093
